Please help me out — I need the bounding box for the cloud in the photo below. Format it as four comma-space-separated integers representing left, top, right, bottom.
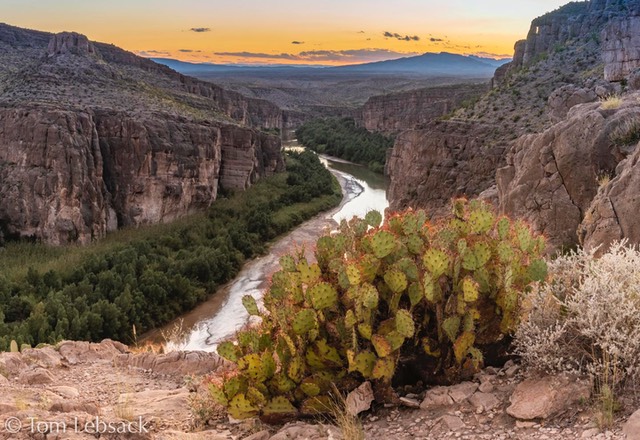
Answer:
383, 31, 420, 42
291, 41, 304, 45
135, 49, 171, 57
190, 27, 210, 33
470, 51, 512, 60
430, 37, 443, 42
213, 48, 418, 64
357, 30, 365, 34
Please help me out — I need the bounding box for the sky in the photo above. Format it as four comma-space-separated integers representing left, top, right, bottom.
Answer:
0, 0, 573, 65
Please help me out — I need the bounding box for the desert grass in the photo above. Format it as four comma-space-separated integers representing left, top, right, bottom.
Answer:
600, 94, 623, 110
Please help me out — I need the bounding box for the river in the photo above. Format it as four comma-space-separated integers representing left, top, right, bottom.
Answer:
143, 140, 388, 351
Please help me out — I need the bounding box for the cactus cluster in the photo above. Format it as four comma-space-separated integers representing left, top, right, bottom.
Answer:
212, 199, 547, 420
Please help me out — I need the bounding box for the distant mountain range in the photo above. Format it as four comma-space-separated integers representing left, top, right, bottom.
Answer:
152, 52, 511, 78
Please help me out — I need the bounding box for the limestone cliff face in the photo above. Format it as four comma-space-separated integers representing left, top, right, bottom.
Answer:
387, 122, 505, 214
0, 107, 283, 244
603, 15, 640, 81
0, 25, 285, 245
361, 84, 487, 134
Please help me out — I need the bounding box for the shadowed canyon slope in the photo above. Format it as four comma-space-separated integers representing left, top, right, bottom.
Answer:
387, 0, 640, 251
0, 25, 284, 245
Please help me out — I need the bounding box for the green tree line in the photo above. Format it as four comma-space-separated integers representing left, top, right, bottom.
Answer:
296, 117, 394, 174
0, 151, 341, 351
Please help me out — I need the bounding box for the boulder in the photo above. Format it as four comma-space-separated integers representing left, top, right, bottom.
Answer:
114, 350, 225, 376
623, 409, 640, 440
420, 386, 454, 409
269, 422, 340, 440
468, 392, 501, 412
57, 339, 128, 364
447, 382, 479, 403
18, 368, 55, 385
345, 381, 374, 416
548, 85, 597, 122
506, 374, 591, 420
117, 388, 190, 421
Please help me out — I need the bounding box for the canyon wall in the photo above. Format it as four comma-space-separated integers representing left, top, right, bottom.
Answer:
0, 28, 285, 245
360, 84, 488, 134
0, 107, 283, 245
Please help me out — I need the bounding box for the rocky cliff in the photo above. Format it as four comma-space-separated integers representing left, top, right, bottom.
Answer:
360, 84, 488, 134
0, 25, 284, 244
387, 0, 640, 251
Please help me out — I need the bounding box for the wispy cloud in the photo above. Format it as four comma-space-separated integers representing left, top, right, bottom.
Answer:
190, 27, 211, 33
136, 49, 171, 57
430, 37, 443, 42
383, 31, 420, 42
291, 41, 304, 45
213, 48, 418, 64
178, 49, 202, 53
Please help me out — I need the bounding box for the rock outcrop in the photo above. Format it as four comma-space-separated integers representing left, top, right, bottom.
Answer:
360, 84, 487, 134
498, 95, 640, 251
387, 121, 505, 214
0, 24, 285, 244
0, 107, 283, 244
579, 132, 640, 251
603, 15, 640, 82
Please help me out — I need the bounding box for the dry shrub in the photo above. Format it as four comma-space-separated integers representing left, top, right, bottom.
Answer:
600, 94, 623, 110
515, 241, 640, 387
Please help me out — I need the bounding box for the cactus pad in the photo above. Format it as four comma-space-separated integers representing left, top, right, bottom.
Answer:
298, 261, 322, 284
423, 249, 450, 278
384, 269, 408, 293
242, 295, 260, 316
462, 277, 479, 302
224, 376, 244, 400
308, 282, 338, 310
497, 217, 510, 239
442, 316, 461, 343
371, 334, 392, 357
370, 230, 397, 258
348, 350, 376, 376
360, 283, 379, 309
346, 263, 361, 286
263, 396, 297, 416
228, 393, 259, 419
515, 222, 533, 251
217, 341, 239, 362
453, 331, 475, 364
395, 309, 415, 338
279, 255, 297, 272
468, 208, 494, 234
365, 210, 383, 227
528, 259, 548, 282
300, 381, 321, 397
209, 383, 228, 406
405, 233, 425, 255
372, 356, 395, 381
358, 323, 372, 340
293, 309, 318, 335
472, 242, 491, 267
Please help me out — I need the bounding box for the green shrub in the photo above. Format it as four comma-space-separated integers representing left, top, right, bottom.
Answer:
212, 199, 547, 420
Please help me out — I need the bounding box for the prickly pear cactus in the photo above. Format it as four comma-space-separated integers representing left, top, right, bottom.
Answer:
213, 200, 547, 421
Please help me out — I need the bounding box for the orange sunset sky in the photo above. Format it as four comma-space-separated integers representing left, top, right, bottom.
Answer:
0, 0, 571, 65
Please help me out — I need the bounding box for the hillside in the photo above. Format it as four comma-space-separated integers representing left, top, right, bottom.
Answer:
386, 0, 640, 251
0, 24, 285, 245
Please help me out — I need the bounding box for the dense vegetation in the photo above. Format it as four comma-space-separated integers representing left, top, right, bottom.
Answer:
0, 151, 341, 351
296, 117, 394, 173
211, 200, 548, 420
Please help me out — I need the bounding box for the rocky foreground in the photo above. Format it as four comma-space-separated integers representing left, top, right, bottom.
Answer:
0, 340, 638, 439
